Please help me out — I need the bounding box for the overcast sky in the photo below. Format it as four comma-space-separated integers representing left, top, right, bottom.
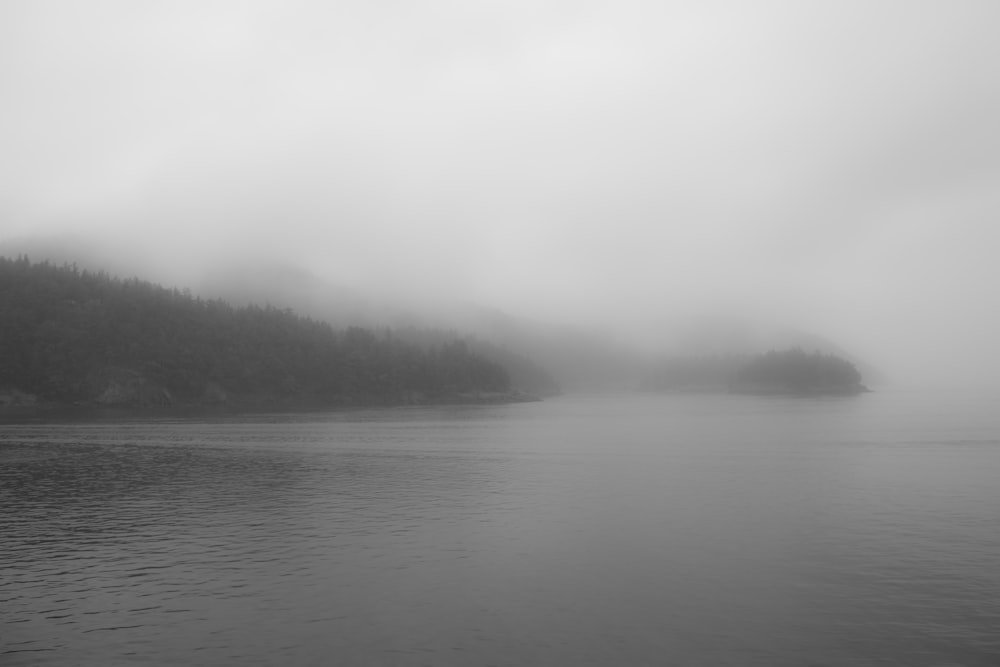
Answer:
2, 0, 999, 384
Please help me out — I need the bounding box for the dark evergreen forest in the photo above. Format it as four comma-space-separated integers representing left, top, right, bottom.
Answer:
0, 256, 517, 407
733, 348, 866, 394
642, 348, 867, 395
390, 326, 561, 398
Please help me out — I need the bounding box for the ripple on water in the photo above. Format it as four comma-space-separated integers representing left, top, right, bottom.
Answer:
3, 397, 1000, 666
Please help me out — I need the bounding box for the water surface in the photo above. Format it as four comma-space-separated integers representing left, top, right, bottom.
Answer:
3, 390, 1000, 665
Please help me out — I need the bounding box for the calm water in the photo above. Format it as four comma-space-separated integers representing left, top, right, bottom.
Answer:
2, 390, 1000, 666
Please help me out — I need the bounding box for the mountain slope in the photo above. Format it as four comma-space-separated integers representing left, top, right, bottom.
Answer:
0, 257, 518, 408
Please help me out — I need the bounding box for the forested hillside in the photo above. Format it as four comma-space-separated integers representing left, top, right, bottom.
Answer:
732, 348, 867, 394
391, 326, 561, 398
0, 257, 519, 408
642, 348, 868, 395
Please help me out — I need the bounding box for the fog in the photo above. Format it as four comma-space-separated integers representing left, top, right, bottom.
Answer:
2, 1, 999, 387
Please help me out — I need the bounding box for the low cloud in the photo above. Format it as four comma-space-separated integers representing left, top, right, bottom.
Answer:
2, 0, 999, 385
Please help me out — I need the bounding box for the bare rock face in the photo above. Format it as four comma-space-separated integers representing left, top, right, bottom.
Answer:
85, 368, 173, 407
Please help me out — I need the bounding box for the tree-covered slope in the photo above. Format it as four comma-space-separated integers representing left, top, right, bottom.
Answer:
732, 348, 867, 394
642, 348, 869, 395
0, 257, 515, 407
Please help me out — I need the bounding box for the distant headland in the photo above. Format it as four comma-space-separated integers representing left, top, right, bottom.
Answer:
0, 257, 540, 415
642, 348, 870, 396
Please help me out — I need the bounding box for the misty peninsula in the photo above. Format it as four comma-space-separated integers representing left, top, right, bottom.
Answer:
642, 348, 870, 396
0, 257, 541, 413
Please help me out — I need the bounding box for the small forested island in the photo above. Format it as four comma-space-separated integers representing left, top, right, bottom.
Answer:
0, 257, 538, 411
730, 348, 869, 395
642, 348, 869, 396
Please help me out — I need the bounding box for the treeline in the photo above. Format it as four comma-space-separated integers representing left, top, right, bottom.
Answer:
642, 348, 867, 395
0, 256, 515, 407
733, 348, 866, 394
391, 326, 560, 398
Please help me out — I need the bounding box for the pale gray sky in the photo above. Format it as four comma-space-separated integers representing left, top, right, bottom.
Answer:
2, 0, 999, 385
